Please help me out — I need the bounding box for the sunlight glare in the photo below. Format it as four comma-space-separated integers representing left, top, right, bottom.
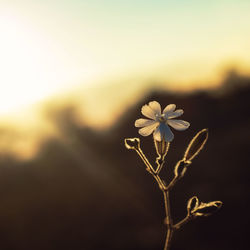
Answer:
0, 12, 95, 114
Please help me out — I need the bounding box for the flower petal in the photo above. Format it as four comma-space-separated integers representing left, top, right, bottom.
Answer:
153, 123, 174, 142
141, 104, 156, 119
148, 101, 161, 116
163, 104, 176, 115
167, 119, 190, 131
138, 122, 159, 136
166, 109, 184, 119
135, 119, 157, 128
153, 126, 161, 141
163, 124, 174, 142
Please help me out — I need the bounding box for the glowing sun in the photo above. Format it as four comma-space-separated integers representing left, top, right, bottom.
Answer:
0, 13, 91, 115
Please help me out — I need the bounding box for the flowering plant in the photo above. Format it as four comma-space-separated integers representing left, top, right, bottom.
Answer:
135, 101, 190, 142
124, 101, 222, 250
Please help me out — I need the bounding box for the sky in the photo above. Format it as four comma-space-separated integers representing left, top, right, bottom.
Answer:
0, 0, 250, 123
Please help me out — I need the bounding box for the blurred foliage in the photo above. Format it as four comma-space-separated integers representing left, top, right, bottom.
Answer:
0, 70, 249, 250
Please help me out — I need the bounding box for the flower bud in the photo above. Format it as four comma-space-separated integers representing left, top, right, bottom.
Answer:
124, 138, 140, 150
183, 128, 208, 162
174, 160, 191, 178
192, 201, 223, 217
187, 196, 199, 215
154, 139, 170, 159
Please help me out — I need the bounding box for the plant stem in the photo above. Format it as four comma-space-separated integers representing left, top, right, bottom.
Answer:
166, 177, 177, 191
134, 147, 167, 190
174, 215, 191, 230
133, 145, 175, 249
156, 158, 165, 174
163, 191, 173, 250
135, 148, 155, 173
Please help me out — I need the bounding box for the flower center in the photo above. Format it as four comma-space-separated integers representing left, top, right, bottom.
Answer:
156, 114, 166, 123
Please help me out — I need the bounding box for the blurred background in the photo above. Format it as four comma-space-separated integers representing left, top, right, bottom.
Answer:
0, 0, 250, 249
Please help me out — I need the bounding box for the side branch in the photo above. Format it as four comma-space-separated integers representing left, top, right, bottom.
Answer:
174, 216, 192, 230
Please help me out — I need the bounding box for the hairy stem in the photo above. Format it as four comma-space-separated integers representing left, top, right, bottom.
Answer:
163, 191, 173, 250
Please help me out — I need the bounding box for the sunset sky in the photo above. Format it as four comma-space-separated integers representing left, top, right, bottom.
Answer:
0, 0, 250, 130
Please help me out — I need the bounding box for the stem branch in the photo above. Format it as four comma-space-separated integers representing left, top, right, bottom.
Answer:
133, 145, 176, 249
135, 148, 167, 190
135, 148, 155, 173
156, 158, 165, 174
174, 215, 192, 230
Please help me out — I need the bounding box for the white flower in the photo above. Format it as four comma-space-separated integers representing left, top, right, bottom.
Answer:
135, 101, 190, 142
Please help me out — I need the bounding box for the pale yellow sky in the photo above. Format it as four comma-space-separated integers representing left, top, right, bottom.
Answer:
0, 0, 250, 115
